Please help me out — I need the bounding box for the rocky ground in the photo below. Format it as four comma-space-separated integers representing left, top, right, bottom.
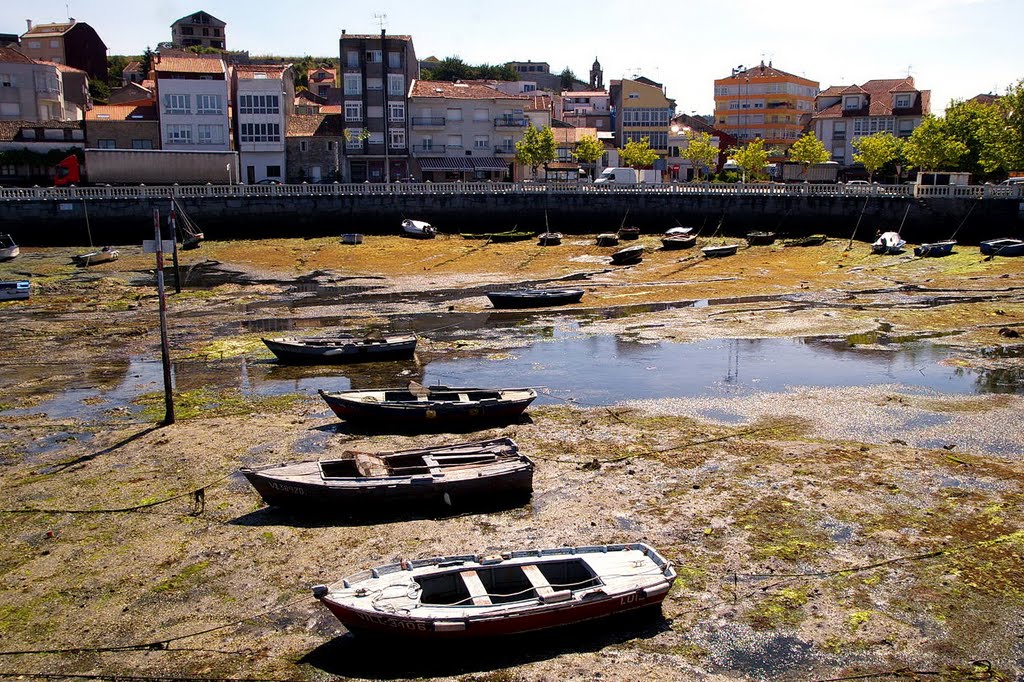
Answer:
0, 234, 1022, 681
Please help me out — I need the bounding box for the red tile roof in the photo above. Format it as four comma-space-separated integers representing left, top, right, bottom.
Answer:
155, 55, 225, 74
0, 46, 34, 64
86, 104, 157, 121
235, 64, 289, 79
286, 114, 343, 137
35, 60, 86, 74
813, 77, 929, 119
410, 80, 530, 100
22, 22, 74, 37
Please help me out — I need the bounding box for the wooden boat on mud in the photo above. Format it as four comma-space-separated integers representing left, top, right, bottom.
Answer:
537, 232, 562, 246
661, 233, 696, 250
610, 244, 644, 265
0, 280, 30, 301
617, 226, 641, 240
0, 233, 19, 261
402, 219, 437, 239
262, 333, 417, 364
241, 438, 533, 512
980, 238, 1024, 257
318, 383, 538, 427
595, 233, 619, 247
486, 289, 584, 309
312, 542, 676, 639
701, 243, 739, 258
872, 231, 906, 254
746, 231, 777, 246
914, 240, 956, 257
783, 234, 827, 247
461, 230, 534, 242
72, 246, 119, 266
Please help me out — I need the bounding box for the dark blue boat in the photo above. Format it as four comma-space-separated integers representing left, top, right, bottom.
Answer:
487, 289, 584, 308
914, 240, 956, 257
980, 238, 1024, 257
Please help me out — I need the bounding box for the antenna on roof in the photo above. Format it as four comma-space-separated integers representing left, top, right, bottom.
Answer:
66, 2, 70, 20
374, 13, 388, 31
906, 64, 913, 77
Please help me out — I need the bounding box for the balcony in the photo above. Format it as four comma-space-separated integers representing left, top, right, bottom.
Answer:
494, 146, 515, 155
410, 144, 446, 154
494, 117, 528, 128
411, 117, 445, 128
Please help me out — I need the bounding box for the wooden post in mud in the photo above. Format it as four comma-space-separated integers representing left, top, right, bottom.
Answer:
153, 209, 175, 425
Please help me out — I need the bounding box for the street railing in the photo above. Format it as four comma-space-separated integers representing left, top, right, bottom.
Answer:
0, 182, 1020, 201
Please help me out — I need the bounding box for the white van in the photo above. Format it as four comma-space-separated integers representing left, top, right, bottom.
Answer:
594, 167, 661, 185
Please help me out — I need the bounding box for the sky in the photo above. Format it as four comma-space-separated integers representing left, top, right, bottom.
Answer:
5, 0, 1021, 114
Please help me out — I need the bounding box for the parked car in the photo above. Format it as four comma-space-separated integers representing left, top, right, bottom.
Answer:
256, 179, 282, 185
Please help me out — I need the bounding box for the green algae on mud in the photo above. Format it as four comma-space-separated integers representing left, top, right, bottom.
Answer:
132, 388, 305, 421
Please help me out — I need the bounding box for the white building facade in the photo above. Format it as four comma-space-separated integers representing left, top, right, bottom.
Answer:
154, 54, 231, 154
232, 64, 294, 183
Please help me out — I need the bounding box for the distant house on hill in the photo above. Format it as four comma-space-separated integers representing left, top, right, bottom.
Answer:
171, 11, 226, 50
19, 19, 107, 82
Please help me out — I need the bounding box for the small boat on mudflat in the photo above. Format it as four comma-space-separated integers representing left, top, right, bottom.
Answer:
595, 233, 619, 247
461, 230, 534, 242
0, 233, 19, 261
611, 244, 644, 265
486, 289, 584, 309
318, 383, 537, 427
241, 437, 533, 512
872, 231, 906, 254
72, 246, 119, 266
661, 233, 696, 250
262, 333, 417, 364
340, 233, 364, 245
0, 280, 30, 301
617, 226, 641, 240
746, 231, 777, 246
402, 219, 437, 239
701, 244, 739, 258
783, 234, 827, 247
914, 240, 956, 257
980, 238, 1024, 257
312, 542, 676, 639
537, 232, 562, 246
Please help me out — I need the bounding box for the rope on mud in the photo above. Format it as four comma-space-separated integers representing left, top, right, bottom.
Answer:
813, 660, 995, 681
0, 594, 310, 659
0, 472, 232, 516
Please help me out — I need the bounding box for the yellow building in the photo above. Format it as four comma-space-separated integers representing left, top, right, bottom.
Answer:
610, 77, 675, 154
713, 61, 818, 154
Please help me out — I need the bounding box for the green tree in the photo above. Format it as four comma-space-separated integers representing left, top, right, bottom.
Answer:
619, 136, 659, 178
728, 138, 770, 181
420, 57, 519, 82
515, 124, 557, 178
788, 132, 830, 179
140, 47, 154, 79
943, 98, 1007, 176
903, 115, 969, 171
852, 132, 904, 181
573, 135, 605, 180
559, 67, 577, 90
994, 79, 1024, 171
678, 130, 719, 181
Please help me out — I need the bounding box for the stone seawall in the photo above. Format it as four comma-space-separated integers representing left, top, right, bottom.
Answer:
2, 193, 1021, 246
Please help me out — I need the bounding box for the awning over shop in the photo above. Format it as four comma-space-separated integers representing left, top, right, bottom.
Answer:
471, 157, 511, 171
417, 157, 475, 171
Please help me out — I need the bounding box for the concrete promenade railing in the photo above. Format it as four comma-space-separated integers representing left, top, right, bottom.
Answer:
0, 181, 1021, 202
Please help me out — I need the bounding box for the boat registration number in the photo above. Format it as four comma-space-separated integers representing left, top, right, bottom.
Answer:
267, 481, 305, 495
356, 612, 428, 631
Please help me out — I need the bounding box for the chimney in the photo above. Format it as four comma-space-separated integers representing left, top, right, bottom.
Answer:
26, 19, 32, 31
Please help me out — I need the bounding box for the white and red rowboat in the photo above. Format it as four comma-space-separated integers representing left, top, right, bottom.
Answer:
312, 543, 676, 639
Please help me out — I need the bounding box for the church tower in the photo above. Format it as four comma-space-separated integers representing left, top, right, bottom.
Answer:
590, 57, 603, 90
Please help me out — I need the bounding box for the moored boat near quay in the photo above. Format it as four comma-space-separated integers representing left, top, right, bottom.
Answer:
262, 333, 417, 364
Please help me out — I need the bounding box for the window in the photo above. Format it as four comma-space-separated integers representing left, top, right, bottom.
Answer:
182, 27, 194, 35
523, 83, 535, 92
214, 28, 221, 37
346, 50, 359, 67
345, 101, 362, 121
389, 102, 405, 122
894, 95, 912, 108
50, 39, 59, 48
844, 96, 860, 110
239, 123, 279, 143
390, 128, 405, 148
366, 78, 383, 91
197, 94, 222, 114
343, 74, 361, 96
166, 124, 192, 144
346, 128, 364, 148
132, 139, 153, 149
446, 107, 462, 121
365, 50, 382, 63
0, 102, 19, 116
473, 108, 488, 122
164, 94, 189, 114
447, 134, 463, 149
266, 165, 281, 178
421, 135, 433, 150
299, 140, 308, 152
388, 51, 401, 68
239, 94, 280, 114
474, 135, 489, 149
97, 139, 116, 149
499, 136, 514, 152
327, 141, 334, 150
27, 41, 40, 48
628, 93, 639, 99
317, 85, 328, 98
197, 124, 224, 144
388, 74, 404, 96
0, 73, 16, 87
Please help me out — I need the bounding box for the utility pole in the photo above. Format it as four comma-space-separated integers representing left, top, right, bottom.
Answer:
153, 209, 175, 425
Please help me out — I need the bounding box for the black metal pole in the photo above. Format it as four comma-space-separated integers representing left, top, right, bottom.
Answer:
154, 209, 175, 425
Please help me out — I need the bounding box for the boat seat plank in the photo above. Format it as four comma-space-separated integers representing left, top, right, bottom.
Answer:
458, 393, 470, 402
460, 570, 492, 606
521, 564, 555, 596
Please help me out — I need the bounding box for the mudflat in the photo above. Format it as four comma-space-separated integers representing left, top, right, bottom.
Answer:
0, 235, 1021, 680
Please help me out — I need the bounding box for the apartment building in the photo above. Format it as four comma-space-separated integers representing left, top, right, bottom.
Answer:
713, 61, 819, 154
408, 80, 532, 181
0, 47, 72, 122
19, 19, 107, 82
308, 66, 338, 100
810, 77, 930, 166
609, 77, 675, 153
559, 90, 610, 131
339, 30, 418, 182
232, 64, 294, 183
171, 11, 226, 50
153, 53, 230, 152
85, 104, 159, 149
